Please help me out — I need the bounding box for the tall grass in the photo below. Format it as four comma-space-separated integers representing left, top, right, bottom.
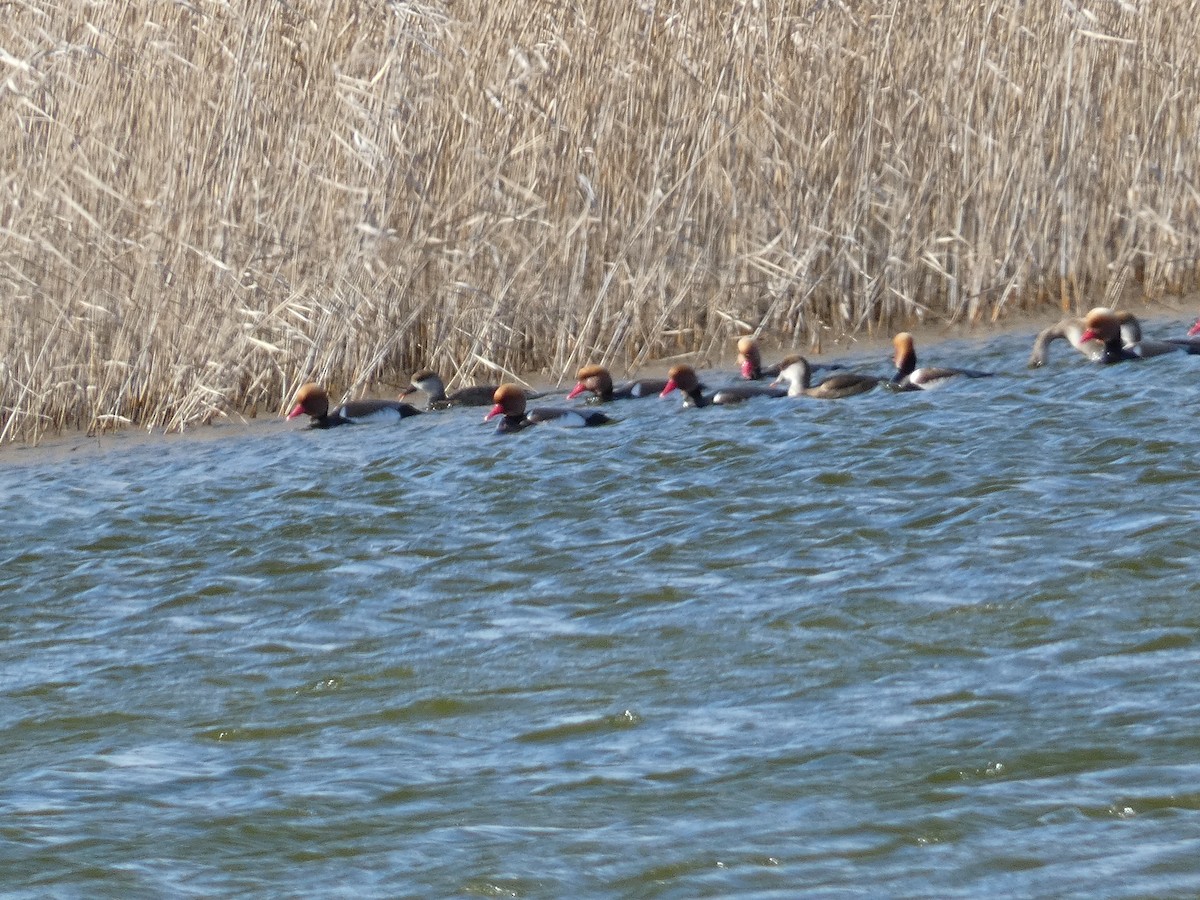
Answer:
1, 0, 1198, 442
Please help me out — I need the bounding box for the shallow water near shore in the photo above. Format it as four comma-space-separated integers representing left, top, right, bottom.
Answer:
3, 321, 1200, 897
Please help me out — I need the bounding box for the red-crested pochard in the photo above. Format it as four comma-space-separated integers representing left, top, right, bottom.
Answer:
770, 358, 880, 399
1078, 308, 1145, 364
737, 337, 785, 381
659, 364, 785, 407
566, 365, 668, 402
485, 384, 612, 433
1027, 310, 1143, 367
400, 370, 540, 410
738, 335, 846, 380
891, 333, 993, 390
286, 383, 421, 428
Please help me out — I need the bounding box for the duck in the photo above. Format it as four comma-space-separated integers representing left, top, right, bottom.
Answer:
485, 384, 612, 433
770, 358, 880, 399
1077, 308, 1145, 364
400, 369, 532, 409
737, 337, 785, 381
738, 336, 845, 380
1027, 311, 1142, 367
890, 333, 993, 390
659, 364, 785, 407
566, 364, 668, 402
659, 364, 712, 407
1158, 316, 1200, 353
286, 383, 422, 428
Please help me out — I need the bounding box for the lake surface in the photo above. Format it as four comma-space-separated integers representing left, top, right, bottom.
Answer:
3, 320, 1200, 898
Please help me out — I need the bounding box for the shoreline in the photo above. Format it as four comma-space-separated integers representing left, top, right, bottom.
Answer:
5, 297, 1197, 463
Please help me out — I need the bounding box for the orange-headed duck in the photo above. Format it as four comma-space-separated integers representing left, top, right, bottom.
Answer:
659, 364, 712, 407
737, 337, 785, 381
891, 333, 993, 390
1077, 308, 1200, 361
485, 384, 611, 434
659, 364, 785, 407
1078, 309, 1145, 364
1028, 311, 1143, 367
771, 358, 880, 399
286, 383, 421, 428
738, 335, 845, 380
566, 364, 668, 402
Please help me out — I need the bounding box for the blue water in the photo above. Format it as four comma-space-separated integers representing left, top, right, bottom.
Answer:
2, 322, 1199, 897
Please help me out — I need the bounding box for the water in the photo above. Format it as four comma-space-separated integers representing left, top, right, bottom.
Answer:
3, 324, 1200, 898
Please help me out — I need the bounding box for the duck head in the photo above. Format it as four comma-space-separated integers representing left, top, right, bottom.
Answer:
286, 383, 329, 419
485, 383, 527, 420
567, 364, 612, 400
737, 337, 762, 379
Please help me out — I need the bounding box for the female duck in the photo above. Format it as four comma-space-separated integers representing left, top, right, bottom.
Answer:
286, 383, 421, 428
771, 359, 879, 399
485, 384, 611, 434
400, 370, 531, 409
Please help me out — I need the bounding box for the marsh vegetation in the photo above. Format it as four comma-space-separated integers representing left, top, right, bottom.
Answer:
1, 0, 1197, 442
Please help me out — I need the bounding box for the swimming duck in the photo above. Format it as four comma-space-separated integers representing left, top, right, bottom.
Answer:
286, 383, 421, 428
1158, 317, 1200, 353
485, 384, 611, 433
891, 333, 993, 390
738, 336, 845, 380
770, 359, 880, 399
659, 364, 785, 407
400, 370, 522, 409
737, 337, 785, 381
566, 365, 668, 402
1027, 311, 1142, 367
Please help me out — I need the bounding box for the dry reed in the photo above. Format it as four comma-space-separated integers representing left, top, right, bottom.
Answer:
1, 0, 1198, 443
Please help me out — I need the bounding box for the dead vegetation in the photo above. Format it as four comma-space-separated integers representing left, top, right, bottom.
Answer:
1, 0, 1197, 442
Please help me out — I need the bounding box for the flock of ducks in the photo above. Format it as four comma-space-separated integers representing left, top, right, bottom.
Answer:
285, 308, 1200, 433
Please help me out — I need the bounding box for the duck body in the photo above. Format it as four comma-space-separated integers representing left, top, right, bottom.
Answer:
771, 359, 879, 399
1134, 338, 1200, 358
567, 365, 668, 402
403, 370, 540, 409
659, 365, 776, 406
286, 384, 421, 428
891, 333, 992, 390
487, 384, 611, 433
711, 383, 787, 404
1147, 317, 1200, 355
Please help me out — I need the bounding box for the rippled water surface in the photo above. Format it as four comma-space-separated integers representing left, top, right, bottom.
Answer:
3, 324, 1200, 898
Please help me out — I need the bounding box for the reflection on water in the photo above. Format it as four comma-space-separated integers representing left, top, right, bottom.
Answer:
3, 324, 1200, 896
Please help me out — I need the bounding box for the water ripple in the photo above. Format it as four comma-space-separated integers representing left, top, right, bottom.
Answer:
2, 325, 1200, 895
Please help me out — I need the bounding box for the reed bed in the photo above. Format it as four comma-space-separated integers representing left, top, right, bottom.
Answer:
1, 0, 1198, 443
